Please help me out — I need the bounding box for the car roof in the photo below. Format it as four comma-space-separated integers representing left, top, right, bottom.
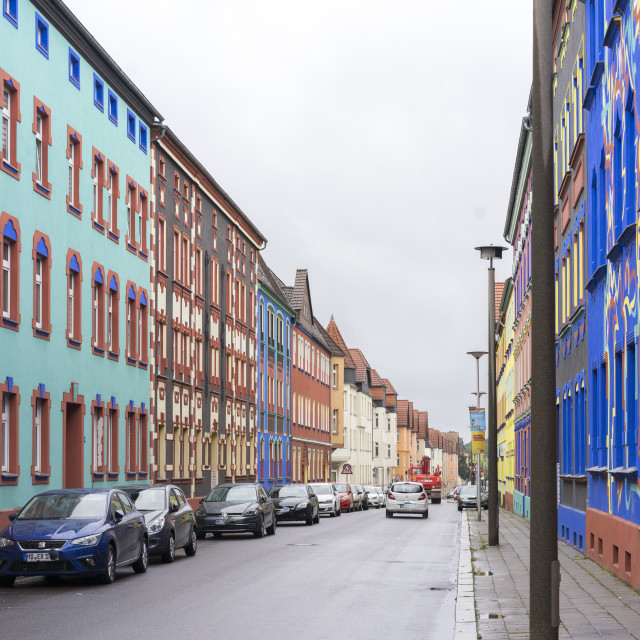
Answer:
35, 488, 112, 495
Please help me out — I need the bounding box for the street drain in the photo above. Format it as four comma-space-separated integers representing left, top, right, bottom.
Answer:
430, 586, 453, 591
386, 560, 405, 564
480, 613, 505, 619
475, 570, 493, 576
287, 543, 318, 546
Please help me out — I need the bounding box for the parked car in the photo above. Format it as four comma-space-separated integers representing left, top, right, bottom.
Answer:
309, 483, 341, 517
355, 484, 371, 510
195, 483, 276, 538
457, 485, 488, 511
375, 487, 386, 507
352, 485, 365, 511
119, 484, 197, 562
363, 485, 382, 508
385, 482, 429, 519
0, 488, 148, 586
333, 482, 354, 512
269, 484, 320, 525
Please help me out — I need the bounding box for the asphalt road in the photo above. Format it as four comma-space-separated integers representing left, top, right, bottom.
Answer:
0, 501, 461, 640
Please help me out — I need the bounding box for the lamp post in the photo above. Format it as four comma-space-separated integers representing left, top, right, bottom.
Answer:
475, 245, 506, 547
467, 351, 487, 522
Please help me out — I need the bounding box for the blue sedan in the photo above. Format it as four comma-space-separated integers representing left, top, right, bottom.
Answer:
0, 488, 149, 586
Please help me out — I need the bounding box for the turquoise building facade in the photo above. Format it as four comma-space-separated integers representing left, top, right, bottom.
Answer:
0, 0, 161, 521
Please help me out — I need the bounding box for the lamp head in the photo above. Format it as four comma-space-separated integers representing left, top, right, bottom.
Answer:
467, 351, 488, 360
475, 245, 507, 261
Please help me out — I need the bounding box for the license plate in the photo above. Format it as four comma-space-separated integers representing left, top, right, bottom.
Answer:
398, 504, 404, 508
405, 501, 414, 506
25, 552, 51, 562
213, 519, 225, 525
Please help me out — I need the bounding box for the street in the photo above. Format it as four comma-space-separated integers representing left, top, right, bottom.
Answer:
0, 502, 461, 640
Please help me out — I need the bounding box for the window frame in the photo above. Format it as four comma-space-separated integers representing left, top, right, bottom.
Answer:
125, 177, 139, 253
138, 288, 148, 367
108, 89, 118, 126
66, 126, 83, 217
35, 12, 49, 58
106, 270, 120, 360
66, 250, 82, 349
32, 232, 51, 339
31, 98, 51, 198
91, 262, 106, 356
91, 148, 106, 232
1, 70, 21, 179
0, 380, 20, 484
106, 161, 120, 241
3, 0, 17, 27
68, 48, 80, 89
126, 281, 138, 365
31, 389, 51, 483
1, 213, 20, 330
93, 73, 104, 112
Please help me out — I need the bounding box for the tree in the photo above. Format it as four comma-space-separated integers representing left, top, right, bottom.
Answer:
459, 450, 470, 481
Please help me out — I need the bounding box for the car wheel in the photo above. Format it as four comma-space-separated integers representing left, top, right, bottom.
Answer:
330, 508, 336, 517
306, 512, 313, 526
161, 533, 175, 563
423, 510, 429, 519
385, 510, 393, 518
313, 508, 320, 524
132, 538, 148, 574
254, 516, 266, 538
98, 545, 116, 584
336, 507, 341, 517
0, 576, 16, 587
196, 530, 206, 540
483, 505, 488, 510
184, 528, 198, 557
266, 514, 277, 535
213, 532, 222, 539
457, 505, 463, 512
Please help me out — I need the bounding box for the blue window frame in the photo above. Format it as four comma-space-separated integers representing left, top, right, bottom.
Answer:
35, 13, 49, 58
3, 0, 17, 27
108, 90, 118, 125
69, 48, 81, 89
139, 122, 148, 154
93, 74, 104, 112
127, 109, 136, 143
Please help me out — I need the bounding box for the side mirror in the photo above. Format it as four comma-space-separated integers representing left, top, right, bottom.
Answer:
8, 513, 18, 521
170, 503, 180, 513
114, 509, 124, 521
199, 498, 205, 504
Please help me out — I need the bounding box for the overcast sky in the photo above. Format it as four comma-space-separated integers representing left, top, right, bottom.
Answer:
65, 0, 533, 437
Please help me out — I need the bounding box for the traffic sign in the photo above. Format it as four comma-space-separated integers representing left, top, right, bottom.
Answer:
341, 463, 353, 474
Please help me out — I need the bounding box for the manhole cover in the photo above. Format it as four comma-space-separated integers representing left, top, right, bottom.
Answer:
430, 586, 453, 591
287, 543, 318, 546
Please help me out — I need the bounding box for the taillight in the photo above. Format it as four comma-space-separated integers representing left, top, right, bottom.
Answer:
418, 493, 427, 501
387, 492, 395, 500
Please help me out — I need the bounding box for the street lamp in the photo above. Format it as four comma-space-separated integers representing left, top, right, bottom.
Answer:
467, 351, 486, 522
475, 244, 506, 547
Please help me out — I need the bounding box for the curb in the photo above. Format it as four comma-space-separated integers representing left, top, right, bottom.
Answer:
454, 511, 477, 639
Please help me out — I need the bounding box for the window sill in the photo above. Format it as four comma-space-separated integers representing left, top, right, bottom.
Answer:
34, 327, 51, 340
1, 159, 20, 179
2, 316, 20, 331
108, 351, 119, 361
34, 180, 52, 199
67, 202, 83, 219
92, 219, 106, 234
108, 229, 120, 243
92, 345, 105, 357
68, 338, 82, 350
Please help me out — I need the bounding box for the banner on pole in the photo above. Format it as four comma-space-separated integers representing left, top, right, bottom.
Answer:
469, 408, 486, 432
471, 431, 486, 455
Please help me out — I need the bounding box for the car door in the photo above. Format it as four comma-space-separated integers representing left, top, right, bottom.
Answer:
308, 486, 318, 517
172, 488, 191, 547
117, 491, 143, 562
259, 486, 273, 527
109, 493, 131, 562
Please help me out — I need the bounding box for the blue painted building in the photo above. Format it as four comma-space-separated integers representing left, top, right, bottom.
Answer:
0, 0, 161, 524
553, 0, 588, 554
584, 0, 640, 590
256, 255, 293, 490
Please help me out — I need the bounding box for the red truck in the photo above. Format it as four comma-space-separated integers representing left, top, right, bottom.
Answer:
409, 456, 442, 504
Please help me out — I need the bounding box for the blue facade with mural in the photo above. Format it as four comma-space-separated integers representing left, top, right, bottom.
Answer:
584, 0, 640, 589
256, 256, 293, 490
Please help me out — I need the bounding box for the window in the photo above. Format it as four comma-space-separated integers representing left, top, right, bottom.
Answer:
108, 89, 118, 125
126, 283, 137, 362
138, 187, 148, 257
127, 109, 136, 143
68, 48, 80, 89
1, 385, 20, 481
31, 99, 51, 197
332, 364, 338, 388
1, 215, 20, 329
32, 234, 51, 338
106, 161, 119, 239
126, 410, 137, 475
1, 70, 21, 178
66, 127, 82, 217
138, 413, 148, 474
182, 235, 189, 285
106, 271, 120, 359
196, 194, 202, 213
92, 264, 105, 354
158, 156, 165, 178
173, 230, 180, 279
32, 391, 50, 482
138, 289, 148, 365
174, 172, 179, 192
332, 409, 338, 434
91, 149, 105, 229
35, 13, 48, 57
66, 251, 82, 348
107, 407, 118, 475
157, 216, 166, 272
267, 308, 274, 346
139, 122, 148, 154
195, 246, 202, 295
3, 0, 17, 27
92, 403, 105, 476
125, 179, 139, 250
277, 316, 283, 351
93, 73, 104, 111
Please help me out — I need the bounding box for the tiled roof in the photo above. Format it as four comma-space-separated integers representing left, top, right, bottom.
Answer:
287, 269, 309, 311
348, 348, 370, 383
257, 255, 293, 312
428, 428, 441, 449
418, 411, 429, 439
314, 322, 344, 356
413, 409, 419, 433
495, 281, 505, 321
326, 319, 356, 369
397, 399, 409, 427
408, 402, 415, 430
382, 378, 397, 396
370, 369, 385, 387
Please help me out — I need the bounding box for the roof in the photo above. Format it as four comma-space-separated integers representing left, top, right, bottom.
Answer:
397, 400, 410, 427
495, 281, 505, 321
287, 270, 311, 314
428, 428, 441, 449
417, 411, 429, 439
382, 378, 397, 396
348, 349, 370, 384
326, 319, 356, 369
369, 369, 385, 387
314, 322, 344, 357
257, 255, 294, 315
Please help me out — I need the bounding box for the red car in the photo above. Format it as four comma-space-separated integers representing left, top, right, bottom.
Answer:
333, 482, 354, 512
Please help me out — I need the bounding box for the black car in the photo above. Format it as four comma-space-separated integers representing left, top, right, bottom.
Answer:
268, 484, 320, 525
118, 484, 197, 562
195, 483, 276, 539
457, 485, 488, 511
354, 484, 369, 510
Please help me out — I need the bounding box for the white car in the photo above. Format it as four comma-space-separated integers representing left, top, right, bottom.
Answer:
385, 482, 429, 518
309, 483, 341, 517
363, 486, 382, 508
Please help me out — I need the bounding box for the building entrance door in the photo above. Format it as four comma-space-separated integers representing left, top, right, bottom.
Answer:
63, 402, 84, 488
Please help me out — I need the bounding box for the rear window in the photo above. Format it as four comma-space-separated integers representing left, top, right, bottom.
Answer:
460, 486, 477, 496
391, 483, 423, 494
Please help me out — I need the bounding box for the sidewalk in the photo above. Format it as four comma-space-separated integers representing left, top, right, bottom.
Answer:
458, 507, 640, 639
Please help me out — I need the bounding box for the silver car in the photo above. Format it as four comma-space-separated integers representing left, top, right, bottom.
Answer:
309, 483, 341, 517
385, 482, 429, 518
363, 486, 381, 508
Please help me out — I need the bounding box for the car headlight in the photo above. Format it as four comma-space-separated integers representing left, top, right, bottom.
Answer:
147, 516, 165, 534
71, 533, 101, 546
195, 507, 205, 516
0, 536, 14, 548
297, 501, 308, 509
243, 507, 259, 515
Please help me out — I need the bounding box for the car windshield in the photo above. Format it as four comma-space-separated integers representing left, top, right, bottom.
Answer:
334, 484, 348, 492
269, 485, 307, 498
134, 488, 166, 511
391, 483, 423, 494
18, 493, 108, 520
310, 484, 331, 495
460, 486, 477, 496
206, 486, 257, 502
364, 486, 376, 492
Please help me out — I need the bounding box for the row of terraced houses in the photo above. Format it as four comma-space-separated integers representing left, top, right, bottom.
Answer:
496, 0, 640, 592
0, 1, 463, 527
